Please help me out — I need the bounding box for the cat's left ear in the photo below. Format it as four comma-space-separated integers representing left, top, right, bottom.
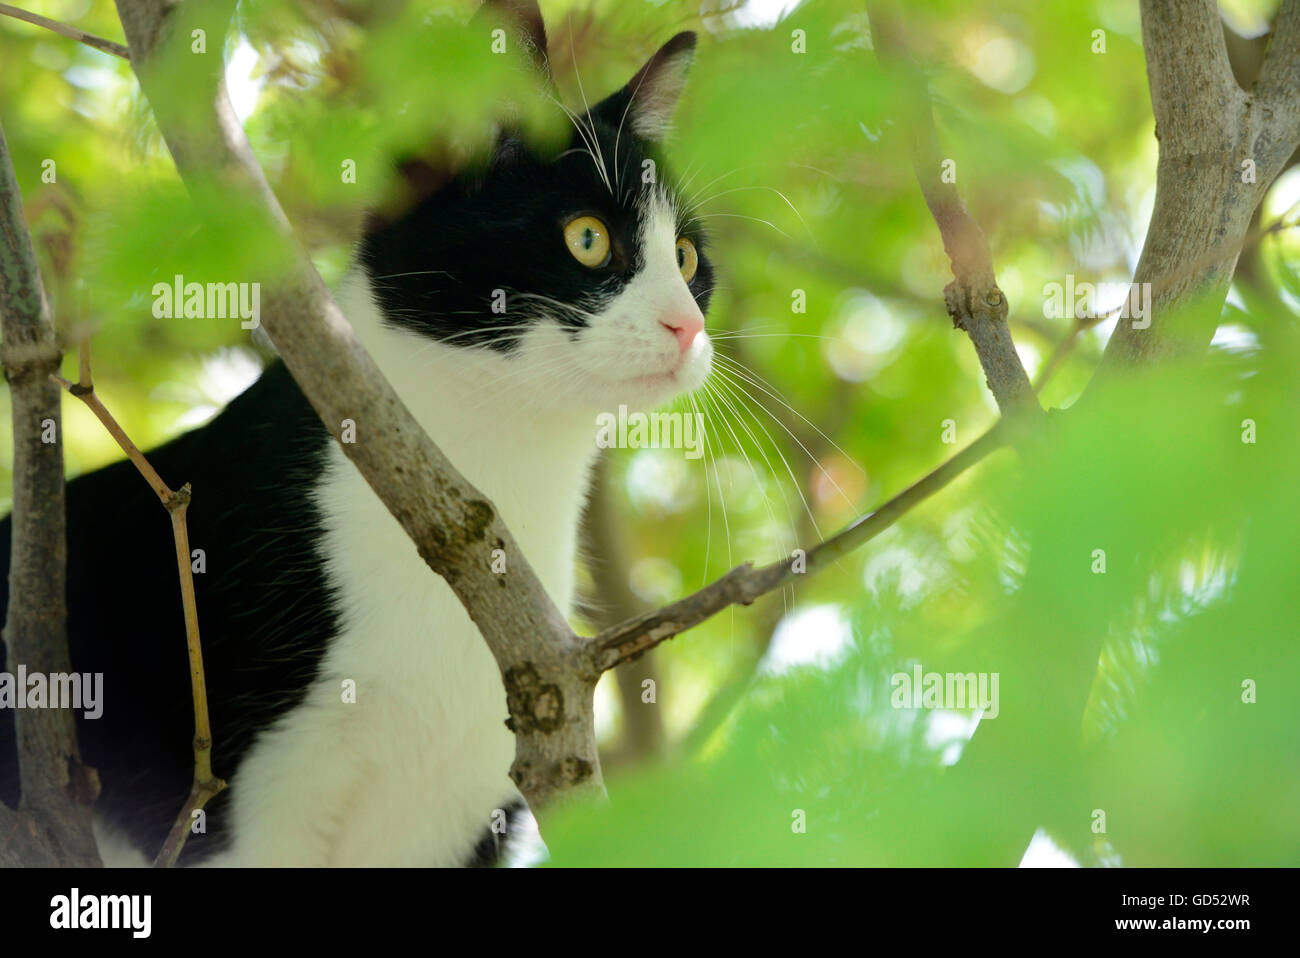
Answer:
596, 31, 696, 141
475, 0, 550, 77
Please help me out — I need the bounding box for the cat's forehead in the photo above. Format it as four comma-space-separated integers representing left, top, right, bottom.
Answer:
543, 114, 690, 225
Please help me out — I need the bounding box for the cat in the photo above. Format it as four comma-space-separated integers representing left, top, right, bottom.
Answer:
0, 6, 715, 866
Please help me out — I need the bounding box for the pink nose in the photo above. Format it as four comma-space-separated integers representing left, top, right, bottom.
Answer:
661, 314, 704, 354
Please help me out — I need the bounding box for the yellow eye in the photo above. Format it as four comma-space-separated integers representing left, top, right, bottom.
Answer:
676, 237, 698, 283
563, 216, 611, 268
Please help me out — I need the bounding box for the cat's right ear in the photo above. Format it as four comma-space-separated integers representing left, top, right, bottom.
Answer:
475, 0, 550, 77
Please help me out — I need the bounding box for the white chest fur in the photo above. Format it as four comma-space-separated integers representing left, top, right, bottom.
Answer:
205, 272, 599, 866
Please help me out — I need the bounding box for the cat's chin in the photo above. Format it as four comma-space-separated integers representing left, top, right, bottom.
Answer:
597, 356, 712, 411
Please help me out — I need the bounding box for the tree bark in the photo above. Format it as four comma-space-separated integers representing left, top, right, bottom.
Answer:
1090, 0, 1300, 379
0, 120, 101, 867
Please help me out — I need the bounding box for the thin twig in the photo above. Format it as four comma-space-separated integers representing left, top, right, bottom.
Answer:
54, 377, 170, 504
592, 424, 1010, 672
53, 340, 225, 866
0, 3, 130, 60
1033, 313, 1109, 393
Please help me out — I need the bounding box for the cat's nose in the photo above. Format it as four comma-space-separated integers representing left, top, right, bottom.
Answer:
661, 314, 704, 354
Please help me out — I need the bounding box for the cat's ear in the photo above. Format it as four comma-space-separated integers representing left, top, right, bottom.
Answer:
475, 0, 550, 77
362, 151, 460, 235
598, 31, 696, 141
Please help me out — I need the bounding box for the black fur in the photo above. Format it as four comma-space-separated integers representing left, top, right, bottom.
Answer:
463, 799, 527, 867
1, 361, 336, 864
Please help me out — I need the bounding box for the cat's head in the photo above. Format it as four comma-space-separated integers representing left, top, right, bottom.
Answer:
356, 9, 713, 413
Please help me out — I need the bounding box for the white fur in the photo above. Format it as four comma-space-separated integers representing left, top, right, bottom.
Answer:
100, 190, 711, 866
628, 49, 694, 141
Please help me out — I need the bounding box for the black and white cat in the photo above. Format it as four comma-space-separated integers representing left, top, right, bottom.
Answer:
0, 9, 714, 866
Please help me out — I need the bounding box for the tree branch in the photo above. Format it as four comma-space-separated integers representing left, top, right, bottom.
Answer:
867, 2, 1042, 422
52, 340, 225, 867
1089, 0, 1299, 379
1255, 0, 1300, 165
0, 119, 100, 867
0, 3, 130, 60
591, 425, 1009, 672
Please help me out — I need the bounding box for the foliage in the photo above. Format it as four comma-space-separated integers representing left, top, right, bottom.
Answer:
1, 0, 1296, 865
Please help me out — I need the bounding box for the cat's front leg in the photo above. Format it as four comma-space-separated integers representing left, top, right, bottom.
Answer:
211, 697, 363, 866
